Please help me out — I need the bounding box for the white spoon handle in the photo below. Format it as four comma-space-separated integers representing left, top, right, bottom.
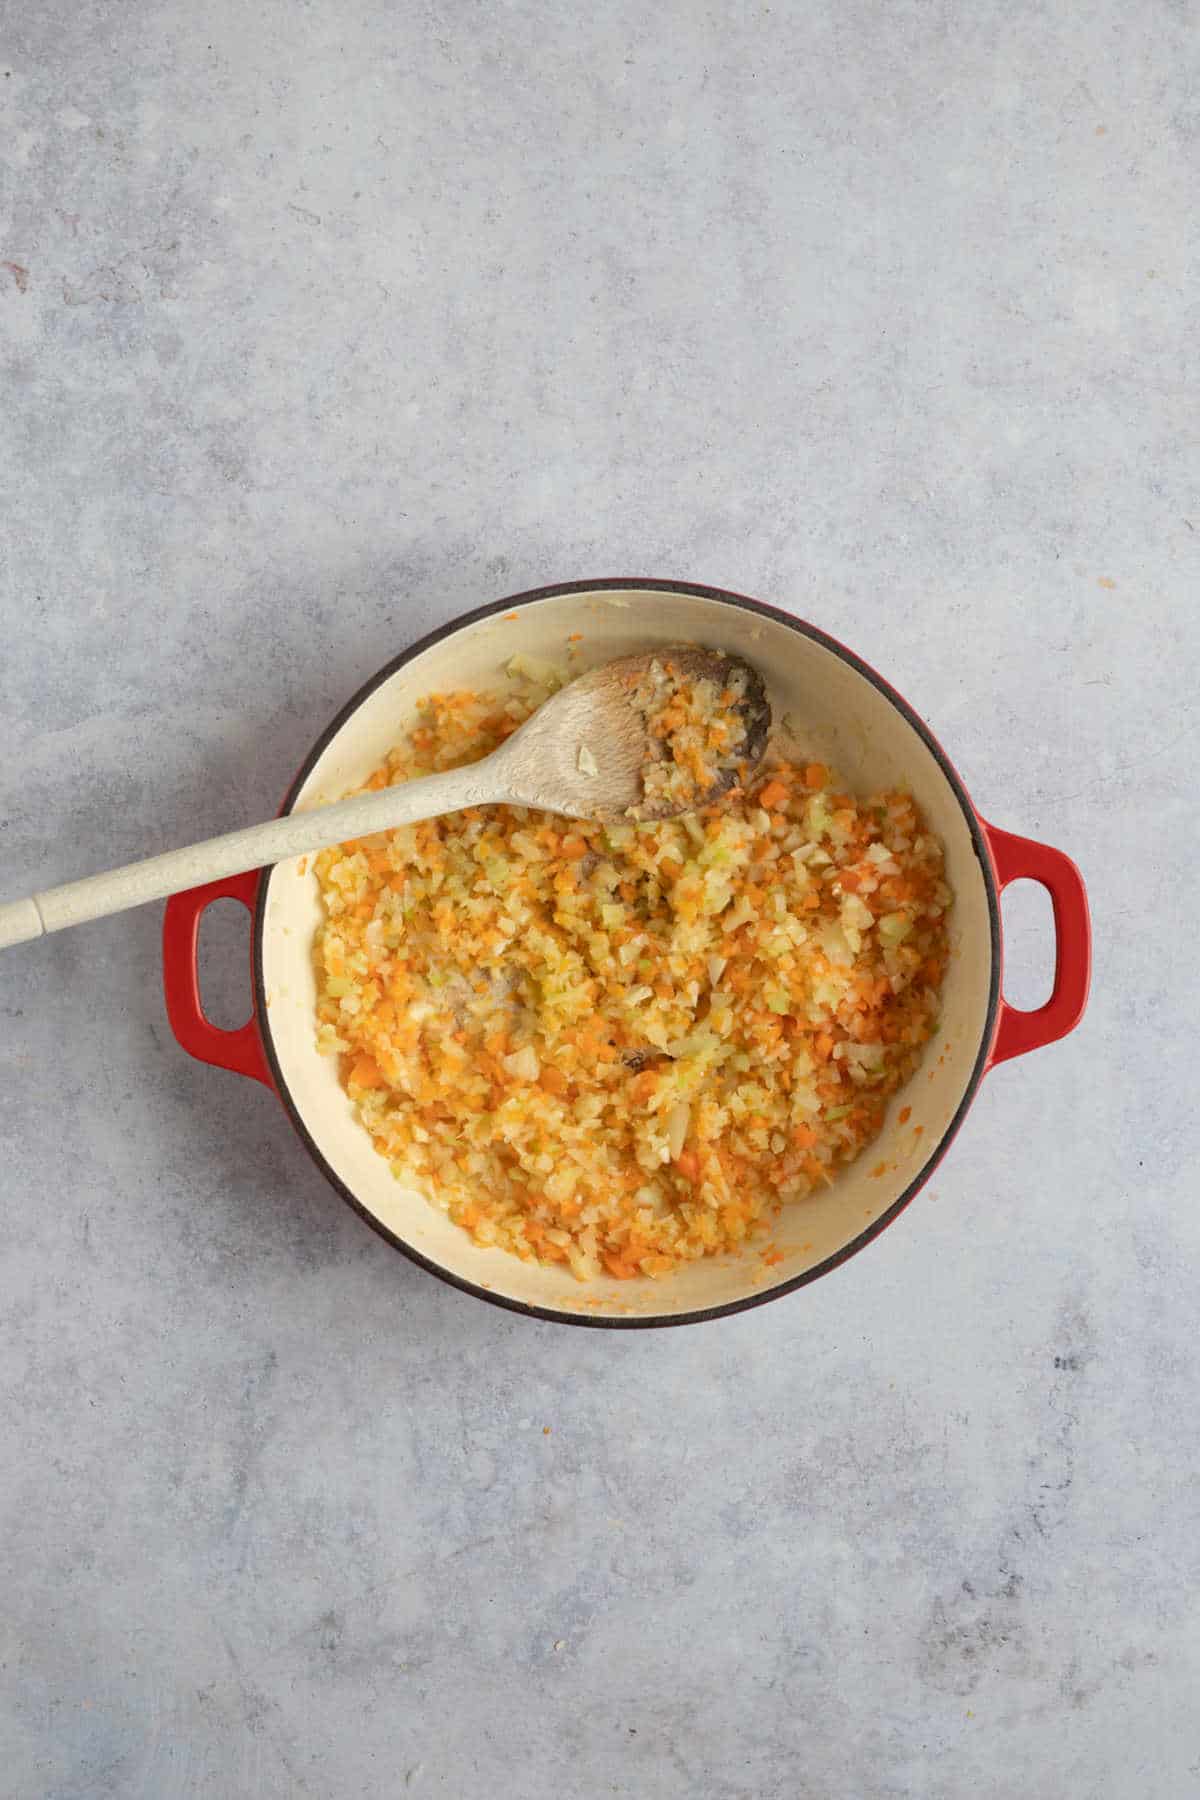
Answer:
0, 762, 497, 950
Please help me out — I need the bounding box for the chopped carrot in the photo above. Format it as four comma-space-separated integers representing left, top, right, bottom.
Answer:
630, 1070, 659, 1105
674, 1149, 701, 1182
350, 1056, 381, 1089
804, 762, 828, 789
898, 1106, 911, 1124
758, 778, 789, 810
540, 1066, 567, 1096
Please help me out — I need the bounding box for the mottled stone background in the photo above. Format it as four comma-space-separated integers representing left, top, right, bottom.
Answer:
1, 1, 1196, 1795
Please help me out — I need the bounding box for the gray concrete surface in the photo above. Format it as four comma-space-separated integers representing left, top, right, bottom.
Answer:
1, 2, 1197, 1795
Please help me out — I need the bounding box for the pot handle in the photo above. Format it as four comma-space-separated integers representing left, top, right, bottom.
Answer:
983, 822, 1091, 1067
162, 870, 274, 1088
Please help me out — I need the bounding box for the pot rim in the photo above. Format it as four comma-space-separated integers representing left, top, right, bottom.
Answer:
252, 579, 1002, 1328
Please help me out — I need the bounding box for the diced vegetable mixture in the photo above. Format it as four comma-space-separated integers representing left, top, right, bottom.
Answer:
313, 676, 951, 1281
628, 653, 752, 816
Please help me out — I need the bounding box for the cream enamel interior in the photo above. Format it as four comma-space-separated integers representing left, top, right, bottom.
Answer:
258, 589, 996, 1321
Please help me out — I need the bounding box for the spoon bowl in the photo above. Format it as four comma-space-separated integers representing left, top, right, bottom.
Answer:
494, 644, 770, 820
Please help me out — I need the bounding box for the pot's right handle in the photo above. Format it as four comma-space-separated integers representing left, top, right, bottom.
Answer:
162, 870, 274, 1088
983, 822, 1091, 1067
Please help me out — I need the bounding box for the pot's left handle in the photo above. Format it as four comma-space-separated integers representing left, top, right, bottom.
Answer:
162, 870, 274, 1088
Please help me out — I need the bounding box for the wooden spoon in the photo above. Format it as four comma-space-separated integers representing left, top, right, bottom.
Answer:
0, 647, 770, 950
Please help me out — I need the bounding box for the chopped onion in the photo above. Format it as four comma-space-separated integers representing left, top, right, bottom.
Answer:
667, 1103, 691, 1160
503, 1044, 541, 1082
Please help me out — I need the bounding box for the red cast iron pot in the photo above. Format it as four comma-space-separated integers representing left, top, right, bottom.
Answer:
163, 581, 1090, 1327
